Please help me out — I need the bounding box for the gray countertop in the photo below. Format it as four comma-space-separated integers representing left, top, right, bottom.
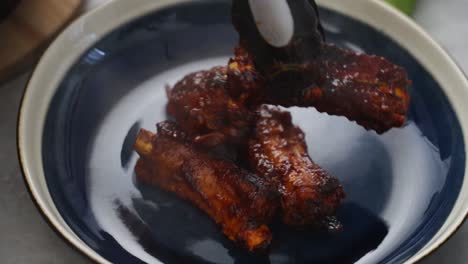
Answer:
0, 0, 466, 263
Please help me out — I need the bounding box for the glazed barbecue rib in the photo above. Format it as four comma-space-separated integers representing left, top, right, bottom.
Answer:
134, 122, 278, 251
248, 106, 345, 226
232, 0, 411, 133
264, 44, 411, 133
166, 66, 253, 147
227, 45, 411, 134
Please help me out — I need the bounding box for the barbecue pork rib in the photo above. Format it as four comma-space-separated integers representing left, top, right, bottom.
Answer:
248, 106, 345, 226
134, 122, 278, 251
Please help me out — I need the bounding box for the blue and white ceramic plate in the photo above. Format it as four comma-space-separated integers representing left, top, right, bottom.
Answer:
18, 0, 468, 263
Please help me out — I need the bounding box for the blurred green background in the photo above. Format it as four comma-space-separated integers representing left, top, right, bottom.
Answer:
385, 0, 417, 15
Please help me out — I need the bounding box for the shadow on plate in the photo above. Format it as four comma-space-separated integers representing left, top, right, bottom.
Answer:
114, 183, 388, 264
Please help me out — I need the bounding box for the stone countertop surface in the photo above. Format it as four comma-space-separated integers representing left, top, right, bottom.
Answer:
0, 0, 466, 263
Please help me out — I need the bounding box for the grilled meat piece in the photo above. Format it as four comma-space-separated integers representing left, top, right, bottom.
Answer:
166, 66, 253, 147
134, 122, 278, 251
248, 106, 345, 226
261, 44, 411, 133
228, 45, 411, 134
